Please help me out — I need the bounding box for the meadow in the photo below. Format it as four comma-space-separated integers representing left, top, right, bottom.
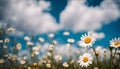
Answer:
0, 26, 120, 69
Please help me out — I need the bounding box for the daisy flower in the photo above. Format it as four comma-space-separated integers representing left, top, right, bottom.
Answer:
63, 62, 69, 68
54, 55, 62, 61
38, 37, 44, 43
46, 63, 51, 68
110, 37, 120, 48
16, 43, 22, 50
0, 40, 3, 43
7, 27, 15, 32
78, 53, 93, 68
20, 59, 26, 65
67, 38, 75, 43
4, 38, 10, 43
27, 41, 34, 46
78, 31, 96, 47
24, 36, 30, 41
63, 31, 70, 36
48, 33, 54, 38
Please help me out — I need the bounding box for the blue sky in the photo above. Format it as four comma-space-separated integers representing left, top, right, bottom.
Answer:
0, 0, 120, 49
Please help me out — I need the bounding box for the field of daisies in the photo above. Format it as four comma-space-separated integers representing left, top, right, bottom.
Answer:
0, 26, 120, 69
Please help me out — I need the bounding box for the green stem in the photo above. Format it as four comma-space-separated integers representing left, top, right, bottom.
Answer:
92, 47, 100, 69
113, 48, 117, 69
110, 50, 112, 69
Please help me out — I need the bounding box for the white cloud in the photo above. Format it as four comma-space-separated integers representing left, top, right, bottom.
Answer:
2, 0, 120, 34
94, 32, 105, 40
5, 0, 60, 34
60, 0, 120, 32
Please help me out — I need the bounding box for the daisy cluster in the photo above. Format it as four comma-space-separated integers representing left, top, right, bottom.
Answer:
0, 26, 120, 69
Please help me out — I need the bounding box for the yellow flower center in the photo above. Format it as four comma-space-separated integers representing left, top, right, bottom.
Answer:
114, 42, 120, 46
83, 57, 88, 62
84, 37, 91, 44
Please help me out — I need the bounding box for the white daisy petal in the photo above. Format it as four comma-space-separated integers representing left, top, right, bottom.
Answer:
78, 53, 93, 68
109, 37, 120, 48
78, 32, 96, 48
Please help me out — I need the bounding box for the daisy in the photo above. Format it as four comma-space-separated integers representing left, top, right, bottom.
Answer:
16, 43, 22, 50
63, 31, 70, 36
46, 63, 51, 68
0, 40, 3, 43
67, 38, 75, 43
63, 62, 69, 67
54, 55, 62, 61
33, 63, 38, 67
38, 37, 44, 43
0, 59, 5, 64
27, 41, 34, 46
78, 31, 96, 47
20, 59, 26, 65
4, 38, 10, 43
32, 47, 39, 51
24, 36, 30, 41
78, 53, 93, 68
7, 27, 15, 32
52, 40, 57, 45
48, 33, 54, 38
110, 37, 120, 48
49, 45, 55, 51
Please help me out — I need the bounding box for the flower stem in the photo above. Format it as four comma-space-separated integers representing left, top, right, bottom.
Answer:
92, 47, 100, 69
113, 48, 117, 69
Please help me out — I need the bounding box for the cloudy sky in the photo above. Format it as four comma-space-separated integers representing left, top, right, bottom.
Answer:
0, 0, 120, 49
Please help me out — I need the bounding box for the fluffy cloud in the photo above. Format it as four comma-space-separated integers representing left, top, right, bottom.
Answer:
5, 0, 60, 34
94, 32, 105, 40
1, 0, 120, 34
60, 0, 120, 32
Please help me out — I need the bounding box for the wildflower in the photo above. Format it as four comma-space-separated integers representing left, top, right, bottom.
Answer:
63, 31, 70, 36
27, 67, 31, 69
41, 60, 47, 65
31, 51, 39, 57
67, 38, 75, 43
78, 31, 96, 47
95, 46, 104, 56
52, 40, 57, 45
63, 62, 69, 67
27, 42, 34, 46
0, 59, 5, 64
54, 55, 62, 61
49, 45, 54, 51
20, 59, 26, 65
24, 36, 30, 41
46, 63, 51, 68
0, 40, 3, 43
7, 27, 15, 32
32, 47, 39, 51
48, 33, 54, 38
110, 37, 120, 48
47, 52, 52, 57
33, 63, 38, 67
4, 38, 10, 43
38, 37, 44, 43
16, 43, 22, 50
36, 45, 41, 49
78, 53, 93, 68
11, 55, 17, 61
